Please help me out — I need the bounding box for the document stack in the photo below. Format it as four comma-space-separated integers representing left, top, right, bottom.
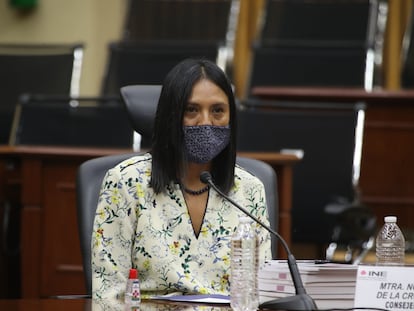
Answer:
258, 260, 359, 309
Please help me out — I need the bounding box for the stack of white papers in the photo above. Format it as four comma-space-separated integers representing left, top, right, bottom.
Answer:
258, 260, 358, 309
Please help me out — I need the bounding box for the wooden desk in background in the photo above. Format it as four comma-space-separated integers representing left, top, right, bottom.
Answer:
251, 86, 414, 237
252, 86, 414, 104
0, 145, 299, 298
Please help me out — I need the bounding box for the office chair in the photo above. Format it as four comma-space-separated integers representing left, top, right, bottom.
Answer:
324, 197, 376, 264
120, 85, 161, 149
77, 85, 279, 294
246, 0, 388, 94
9, 94, 133, 148
0, 43, 83, 144
77, 152, 139, 295
120, 0, 238, 74
101, 41, 220, 96
237, 99, 377, 263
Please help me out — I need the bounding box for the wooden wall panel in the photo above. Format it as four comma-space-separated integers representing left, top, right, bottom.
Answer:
360, 103, 414, 231
40, 162, 85, 297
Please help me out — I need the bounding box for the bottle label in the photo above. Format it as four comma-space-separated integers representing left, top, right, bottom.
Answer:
131, 280, 140, 300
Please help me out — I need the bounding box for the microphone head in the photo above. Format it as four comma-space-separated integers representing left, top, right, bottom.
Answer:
200, 171, 212, 184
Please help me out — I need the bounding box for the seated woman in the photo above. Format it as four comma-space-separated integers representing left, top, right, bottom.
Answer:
91, 58, 272, 308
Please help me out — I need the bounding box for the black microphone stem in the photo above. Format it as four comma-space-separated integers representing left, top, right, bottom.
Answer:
205, 178, 305, 294
201, 171, 317, 310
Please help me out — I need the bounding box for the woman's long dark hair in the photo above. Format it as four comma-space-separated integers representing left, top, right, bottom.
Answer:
150, 58, 237, 194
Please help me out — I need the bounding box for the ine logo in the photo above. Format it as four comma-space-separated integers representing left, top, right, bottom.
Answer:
359, 269, 387, 280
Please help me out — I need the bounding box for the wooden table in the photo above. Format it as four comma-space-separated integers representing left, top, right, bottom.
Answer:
251, 86, 414, 235
0, 145, 299, 298
0, 298, 233, 311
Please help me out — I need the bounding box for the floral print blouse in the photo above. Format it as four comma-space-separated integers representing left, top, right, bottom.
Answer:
91, 153, 272, 307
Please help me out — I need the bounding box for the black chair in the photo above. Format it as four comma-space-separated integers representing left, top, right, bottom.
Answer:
324, 200, 376, 264
0, 43, 83, 144
246, 0, 388, 94
119, 85, 161, 149
235, 156, 278, 259
102, 0, 239, 95
123, 0, 232, 43
248, 46, 367, 88
236, 99, 376, 262
9, 94, 133, 148
77, 152, 139, 295
121, 0, 236, 74
101, 41, 221, 96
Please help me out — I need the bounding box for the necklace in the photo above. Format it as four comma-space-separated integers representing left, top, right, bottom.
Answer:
183, 185, 210, 196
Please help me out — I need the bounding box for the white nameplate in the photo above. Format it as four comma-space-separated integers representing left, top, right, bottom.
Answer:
354, 264, 414, 311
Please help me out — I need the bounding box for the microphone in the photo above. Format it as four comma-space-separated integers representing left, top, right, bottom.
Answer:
200, 171, 317, 311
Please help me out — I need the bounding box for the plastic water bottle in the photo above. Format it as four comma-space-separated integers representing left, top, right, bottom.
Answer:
125, 268, 141, 310
376, 216, 405, 266
230, 216, 259, 311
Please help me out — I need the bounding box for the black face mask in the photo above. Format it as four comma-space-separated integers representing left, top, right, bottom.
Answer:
183, 125, 230, 164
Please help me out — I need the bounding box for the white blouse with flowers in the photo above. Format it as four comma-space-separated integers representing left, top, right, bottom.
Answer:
91, 153, 272, 308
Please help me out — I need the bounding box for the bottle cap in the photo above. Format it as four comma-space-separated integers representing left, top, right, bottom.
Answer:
384, 216, 397, 223
129, 268, 138, 279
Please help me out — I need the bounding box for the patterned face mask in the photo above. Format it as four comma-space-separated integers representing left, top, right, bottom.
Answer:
183, 125, 231, 164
